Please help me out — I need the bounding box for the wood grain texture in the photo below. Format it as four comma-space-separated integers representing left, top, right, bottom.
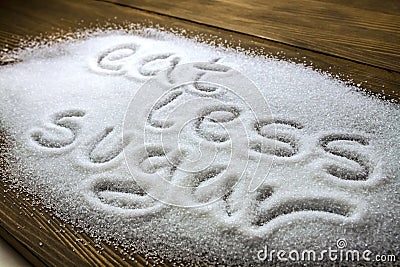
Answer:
0, 0, 399, 99
106, 0, 400, 73
0, 0, 399, 266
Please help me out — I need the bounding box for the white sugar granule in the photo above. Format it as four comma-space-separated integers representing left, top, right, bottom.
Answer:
0, 28, 399, 265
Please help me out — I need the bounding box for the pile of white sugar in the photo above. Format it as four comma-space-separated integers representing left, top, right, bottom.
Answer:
0, 28, 399, 265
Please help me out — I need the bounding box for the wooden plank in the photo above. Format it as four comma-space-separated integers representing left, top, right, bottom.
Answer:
104, 0, 400, 73
319, 0, 400, 15
0, 0, 399, 266
0, 0, 399, 99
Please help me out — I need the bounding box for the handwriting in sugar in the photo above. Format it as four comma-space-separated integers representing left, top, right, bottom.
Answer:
89, 42, 180, 82
28, 48, 379, 236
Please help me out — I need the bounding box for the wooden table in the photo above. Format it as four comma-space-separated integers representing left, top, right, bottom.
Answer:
0, 0, 399, 266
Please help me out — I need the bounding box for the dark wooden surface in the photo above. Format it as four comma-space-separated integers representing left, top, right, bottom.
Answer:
105, 0, 400, 73
0, 0, 399, 266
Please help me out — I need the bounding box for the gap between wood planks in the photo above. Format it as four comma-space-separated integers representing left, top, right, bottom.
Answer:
97, 0, 400, 100
0, 0, 399, 99
97, 0, 400, 74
